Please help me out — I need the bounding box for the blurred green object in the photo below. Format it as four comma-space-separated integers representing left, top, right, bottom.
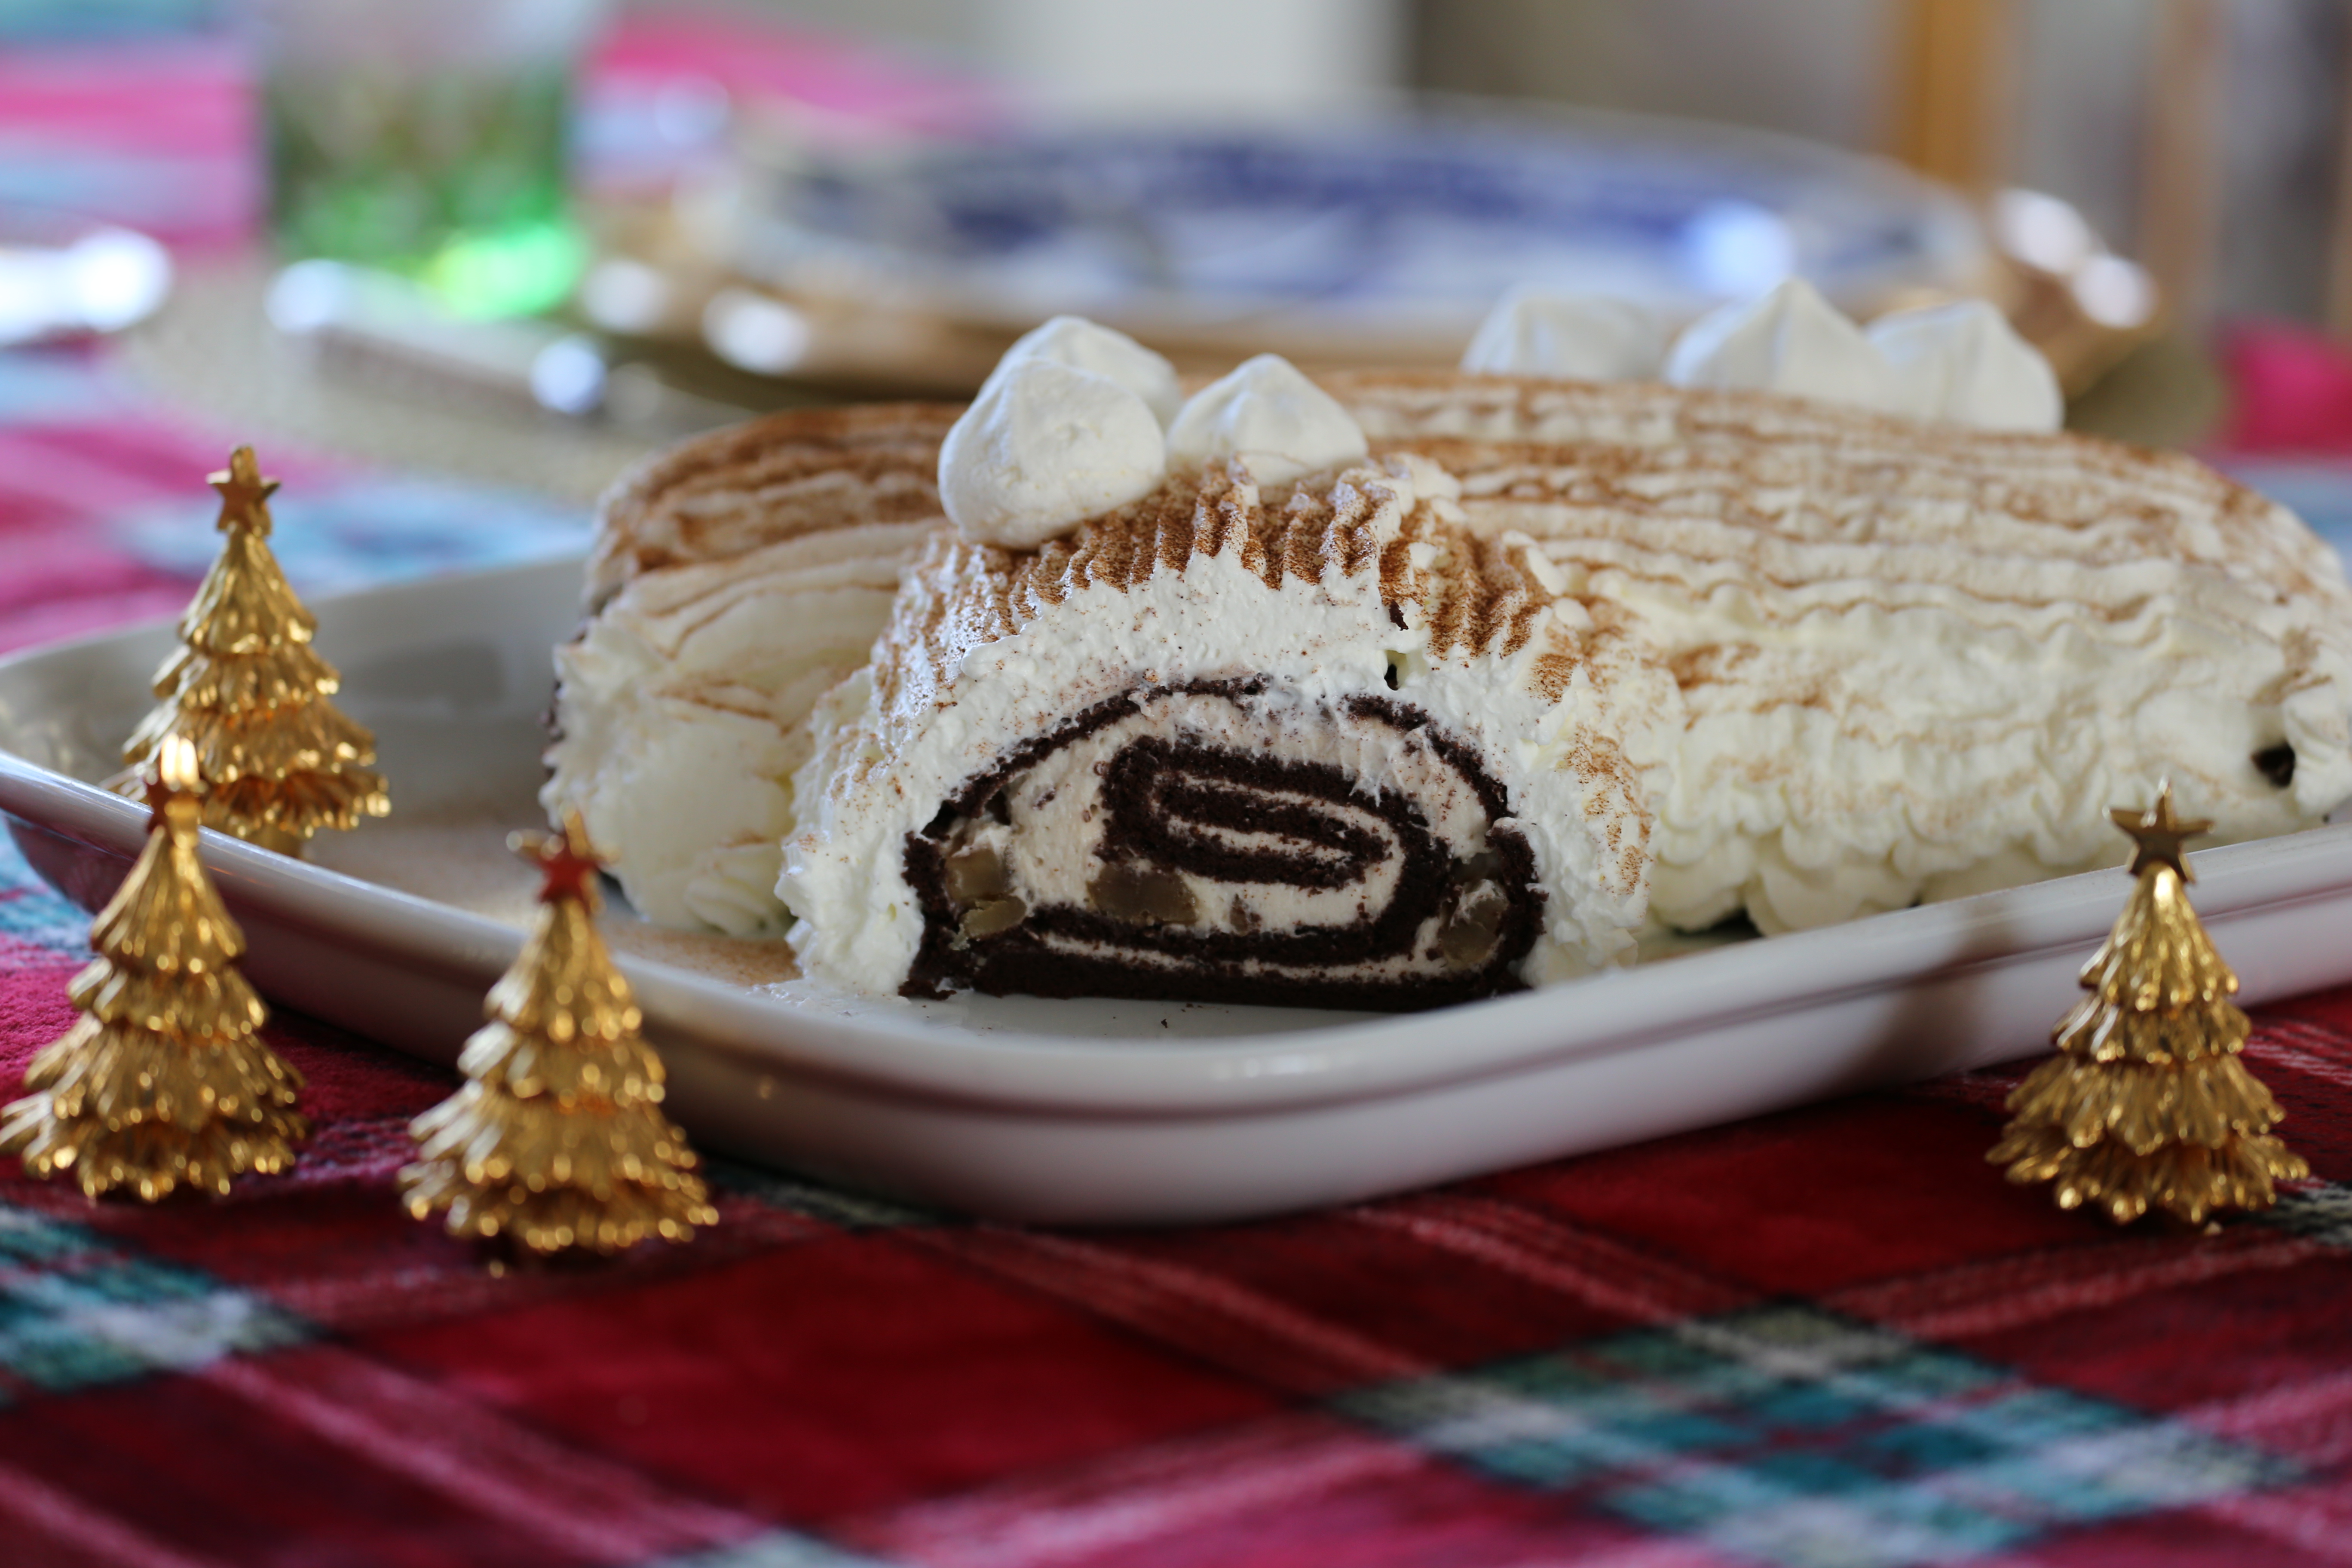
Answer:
248, 0, 606, 318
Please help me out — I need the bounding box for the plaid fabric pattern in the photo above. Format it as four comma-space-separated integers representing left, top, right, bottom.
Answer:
11, 23, 2352, 1566
1341, 1304, 2298, 1567
2, 874, 2349, 1566
0, 1202, 310, 1398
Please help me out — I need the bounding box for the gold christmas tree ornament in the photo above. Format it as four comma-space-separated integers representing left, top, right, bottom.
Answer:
399, 813, 717, 1254
1989, 782, 2309, 1223
113, 446, 388, 854
2, 735, 309, 1200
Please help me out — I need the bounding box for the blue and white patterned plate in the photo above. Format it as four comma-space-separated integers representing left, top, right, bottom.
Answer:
728, 107, 1990, 355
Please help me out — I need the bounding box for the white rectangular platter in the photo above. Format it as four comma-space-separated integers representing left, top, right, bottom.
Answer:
6, 555, 2352, 1226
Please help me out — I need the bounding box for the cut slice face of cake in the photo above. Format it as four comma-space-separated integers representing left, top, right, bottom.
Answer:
781, 456, 1680, 1008
1331, 370, 2352, 934
544, 405, 957, 932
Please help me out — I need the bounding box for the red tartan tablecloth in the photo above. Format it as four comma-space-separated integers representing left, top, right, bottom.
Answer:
6, 18, 2352, 1568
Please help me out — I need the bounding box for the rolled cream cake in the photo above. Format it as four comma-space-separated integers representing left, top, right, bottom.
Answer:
1329, 370, 2352, 933
544, 355, 2352, 1001
543, 406, 955, 932
780, 457, 1678, 1007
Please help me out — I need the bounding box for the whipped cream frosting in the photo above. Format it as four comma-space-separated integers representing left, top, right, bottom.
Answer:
1867, 299, 2064, 432
1665, 277, 1906, 412
543, 520, 928, 933
1663, 279, 2063, 432
1338, 371, 2352, 936
990, 315, 1184, 426
939, 357, 1168, 551
545, 402, 958, 935
781, 456, 1676, 998
1460, 288, 1669, 381
1164, 354, 1370, 484
560, 340, 2330, 1020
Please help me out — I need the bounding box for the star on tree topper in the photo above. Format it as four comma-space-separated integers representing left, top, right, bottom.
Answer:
141, 769, 179, 831
137, 731, 201, 828
513, 812, 604, 907
2110, 781, 2214, 882
207, 446, 280, 535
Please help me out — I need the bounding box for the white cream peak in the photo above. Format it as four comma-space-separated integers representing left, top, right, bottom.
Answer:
1461, 288, 1668, 380
1868, 300, 2064, 432
1665, 277, 1904, 410
989, 314, 1184, 427
938, 357, 1168, 550
1166, 353, 1369, 485
1662, 277, 2063, 432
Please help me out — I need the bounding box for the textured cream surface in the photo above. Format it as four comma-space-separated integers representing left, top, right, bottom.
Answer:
549, 403, 961, 931
783, 456, 1677, 995
544, 520, 929, 931
938, 357, 1167, 549
1333, 370, 2352, 933
587, 402, 957, 606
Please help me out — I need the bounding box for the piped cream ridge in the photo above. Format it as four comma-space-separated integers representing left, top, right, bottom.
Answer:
1333, 368, 2352, 933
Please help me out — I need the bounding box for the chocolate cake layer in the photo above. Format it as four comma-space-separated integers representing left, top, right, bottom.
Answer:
900, 683, 1541, 1011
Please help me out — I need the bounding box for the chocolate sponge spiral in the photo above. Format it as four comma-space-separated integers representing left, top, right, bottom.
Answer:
898, 683, 1544, 1010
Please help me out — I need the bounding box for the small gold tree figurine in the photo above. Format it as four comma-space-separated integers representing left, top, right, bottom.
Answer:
1990, 783, 2309, 1223
114, 446, 388, 854
399, 813, 717, 1253
2, 735, 309, 1199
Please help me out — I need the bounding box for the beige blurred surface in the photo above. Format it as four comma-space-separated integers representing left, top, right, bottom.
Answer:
116, 260, 667, 505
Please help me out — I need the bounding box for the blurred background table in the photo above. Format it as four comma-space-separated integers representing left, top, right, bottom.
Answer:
6, 5, 2352, 1567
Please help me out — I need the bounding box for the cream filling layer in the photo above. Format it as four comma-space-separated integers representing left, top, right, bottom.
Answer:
948, 688, 1495, 943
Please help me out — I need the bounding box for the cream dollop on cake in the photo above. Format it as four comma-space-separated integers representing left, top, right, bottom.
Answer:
938, 357, 1168, 550
1468, 278, 2063, 433
1867, 299, 2064, 432
781, 456, 1678, 1007
1335, 370, 2352, 934
1665, 278, 1908, 413
988, 313, 1185, 426
544, 405, 956, 931
1164, 354, 1370, 484
1461, 288, 1669, 381
939, 316, 1187, 550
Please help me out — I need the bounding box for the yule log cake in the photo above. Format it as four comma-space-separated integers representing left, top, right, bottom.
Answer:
541, 315, 2352, 1008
